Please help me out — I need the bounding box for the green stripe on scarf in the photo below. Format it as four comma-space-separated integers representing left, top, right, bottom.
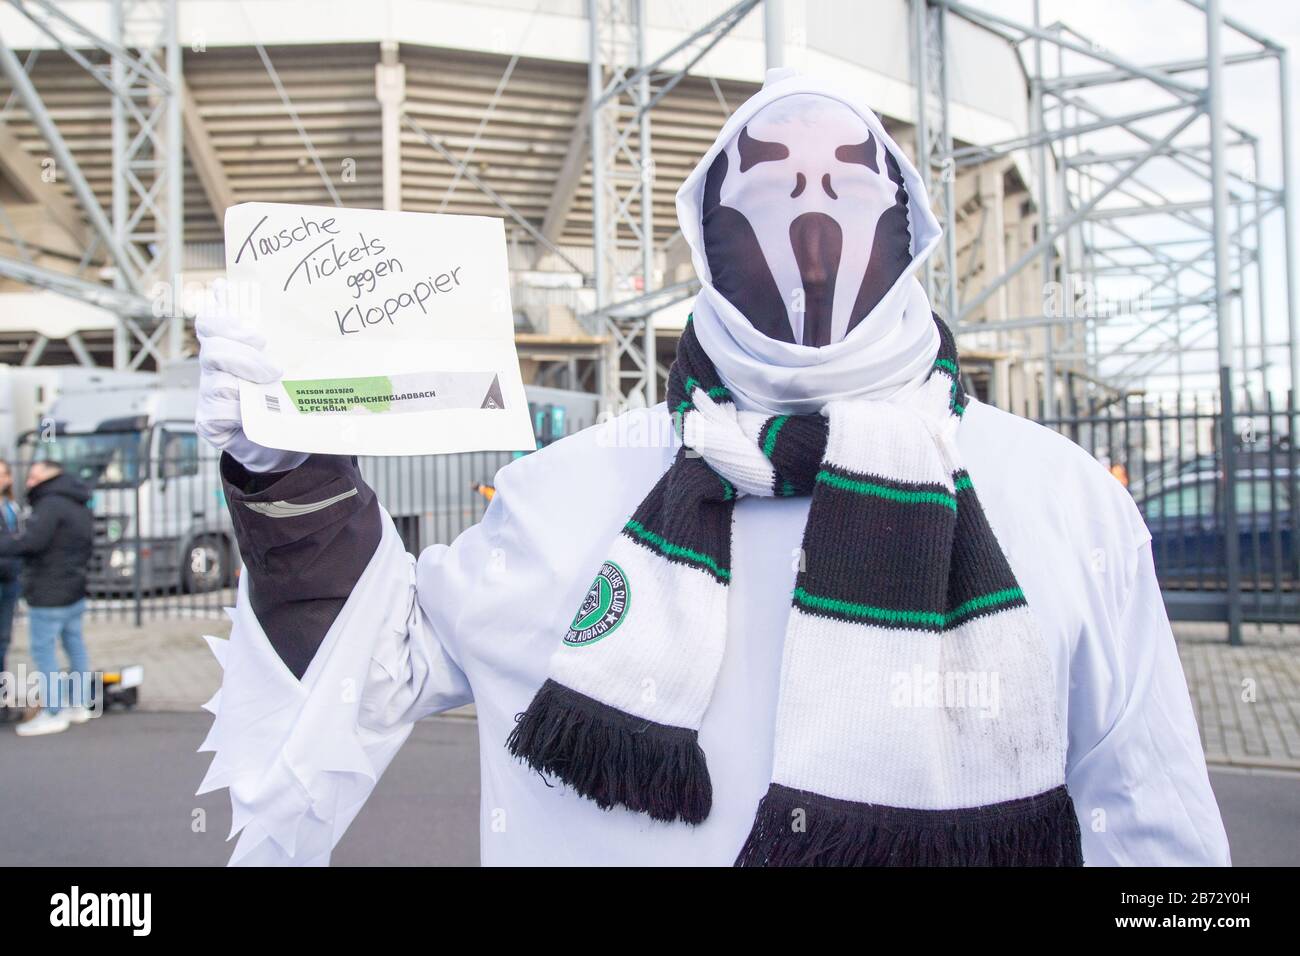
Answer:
815, 470, 957, 510
625, 518, 731, 581
792, 586, 1025, 629
675, 377, 732, 418
761, 415, 789, 458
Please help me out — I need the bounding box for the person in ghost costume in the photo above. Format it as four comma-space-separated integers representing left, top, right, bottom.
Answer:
194, 71, 1229, 866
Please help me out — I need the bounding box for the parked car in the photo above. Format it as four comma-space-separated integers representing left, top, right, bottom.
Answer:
1135, 464, 1297, 587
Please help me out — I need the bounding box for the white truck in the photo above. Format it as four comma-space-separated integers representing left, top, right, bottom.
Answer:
16, 362, 599, 594
16, 362, 232, 594
0, 365, 158, 457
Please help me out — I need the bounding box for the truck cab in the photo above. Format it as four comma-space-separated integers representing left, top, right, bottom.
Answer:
18, 369, 235, 595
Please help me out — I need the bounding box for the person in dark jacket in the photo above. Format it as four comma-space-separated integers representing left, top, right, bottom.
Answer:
0, 460, 94, 736
0, 459, 21, 689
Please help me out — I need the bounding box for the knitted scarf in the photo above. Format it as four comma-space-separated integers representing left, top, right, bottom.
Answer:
507, 315, 1083, 866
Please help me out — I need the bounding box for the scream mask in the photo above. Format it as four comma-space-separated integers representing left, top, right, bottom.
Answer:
701, 92, 916, 348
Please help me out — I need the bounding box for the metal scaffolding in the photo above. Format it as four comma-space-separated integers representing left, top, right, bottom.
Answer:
584, 0, 761, 411
110, 0, 184, 369
0, 0, 182, 370
912, 0, 1298, 416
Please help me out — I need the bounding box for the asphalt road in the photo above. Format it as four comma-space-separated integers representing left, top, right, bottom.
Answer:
0, 710, 1295, 866
0, 710, 479, 866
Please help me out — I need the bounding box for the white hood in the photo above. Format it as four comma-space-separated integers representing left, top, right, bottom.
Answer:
675, 69, 944, 415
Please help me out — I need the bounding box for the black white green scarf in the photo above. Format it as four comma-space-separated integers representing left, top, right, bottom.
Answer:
508, 315, 1083, 866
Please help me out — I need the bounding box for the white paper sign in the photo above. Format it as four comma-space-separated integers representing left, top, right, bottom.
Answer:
224, 202, 536, 456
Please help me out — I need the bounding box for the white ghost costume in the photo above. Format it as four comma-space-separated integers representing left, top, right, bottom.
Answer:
196, 72, 1230, 866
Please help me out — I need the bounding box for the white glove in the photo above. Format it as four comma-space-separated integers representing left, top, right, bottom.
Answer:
195, 288, 309, 474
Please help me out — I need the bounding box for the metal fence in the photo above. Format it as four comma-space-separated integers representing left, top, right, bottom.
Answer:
13, 392, 1297, 639
10, 448, 515, 624
1041, 390, 1300, 636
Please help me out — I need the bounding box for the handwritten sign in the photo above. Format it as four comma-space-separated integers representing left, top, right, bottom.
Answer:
224, 202, 535, 456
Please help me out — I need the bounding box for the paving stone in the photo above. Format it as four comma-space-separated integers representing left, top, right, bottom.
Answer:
1174, 622, 1300, 769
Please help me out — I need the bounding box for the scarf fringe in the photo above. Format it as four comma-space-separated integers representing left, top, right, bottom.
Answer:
735, 783, 1083, 867
507, 679, 712, 824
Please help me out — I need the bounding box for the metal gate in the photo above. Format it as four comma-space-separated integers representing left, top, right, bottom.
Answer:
1041, 391, 1300, 635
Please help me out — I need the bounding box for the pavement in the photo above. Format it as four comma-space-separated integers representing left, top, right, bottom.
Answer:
6, 612, 229, 713
1175, 621, 1300, 769
0, 711, 479, 866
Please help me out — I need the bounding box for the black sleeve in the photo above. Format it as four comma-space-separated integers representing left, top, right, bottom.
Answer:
222, 452, 383, 679
0, 500, 57, 557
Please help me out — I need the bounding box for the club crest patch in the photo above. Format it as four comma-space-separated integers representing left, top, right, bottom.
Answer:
564, 560, 630, 647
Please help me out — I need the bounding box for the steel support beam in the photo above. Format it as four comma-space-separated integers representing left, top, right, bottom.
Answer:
1206, 0, 1243, 644
539, 92, 590, 250
108, 0, 184, 368
586, 0, 758, 411
765, 0, 784, 70
375, 42, 405, 213
0, 253, 154, 317
180, 76, 236, 221
0, 117, 87, 245
1279, 49, 1300, 402
0, 29, 141, 293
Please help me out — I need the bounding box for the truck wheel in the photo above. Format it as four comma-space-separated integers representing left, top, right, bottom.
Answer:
183, 536, 227, 593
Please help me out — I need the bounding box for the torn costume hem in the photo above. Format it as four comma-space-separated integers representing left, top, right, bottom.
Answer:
196, 514, 419, 865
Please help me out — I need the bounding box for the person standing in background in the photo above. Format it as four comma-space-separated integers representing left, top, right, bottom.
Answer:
0, 460, 21, 715
0, 460, 94, 737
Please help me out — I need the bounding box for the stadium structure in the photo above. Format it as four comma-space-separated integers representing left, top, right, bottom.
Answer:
0, 0, 1294, 419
